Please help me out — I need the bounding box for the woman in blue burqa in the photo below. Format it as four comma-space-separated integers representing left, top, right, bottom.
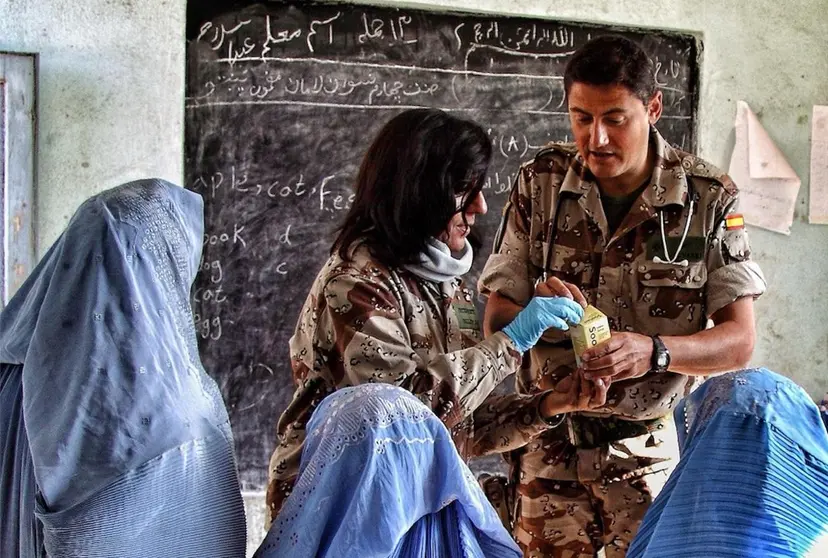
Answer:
0, 179, 246, 557
628, 368, 828, 558
255, 383, 522, 558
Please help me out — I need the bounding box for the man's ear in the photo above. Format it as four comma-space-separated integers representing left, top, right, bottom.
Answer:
647, 90, 663, 125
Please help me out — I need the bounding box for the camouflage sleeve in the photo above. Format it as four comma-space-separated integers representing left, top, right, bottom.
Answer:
705, 188, 767, 317
320, 271, 522, 428
477, 163, 538, 306
468, 391, 553, 457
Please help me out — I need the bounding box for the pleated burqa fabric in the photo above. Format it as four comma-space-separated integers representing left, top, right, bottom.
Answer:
629, 368, 828, 558
255, 383, 522, 558
0, 179, 246, 557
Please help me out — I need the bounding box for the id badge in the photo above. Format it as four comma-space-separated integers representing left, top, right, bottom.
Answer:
452, 301, 480, 332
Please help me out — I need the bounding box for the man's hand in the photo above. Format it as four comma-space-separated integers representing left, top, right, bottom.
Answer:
580, 332, 654, 382
534, 276, 588, 308
539, 369, 609, 417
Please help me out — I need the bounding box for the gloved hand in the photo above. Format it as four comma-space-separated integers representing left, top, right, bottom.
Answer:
503, 296, 584, 353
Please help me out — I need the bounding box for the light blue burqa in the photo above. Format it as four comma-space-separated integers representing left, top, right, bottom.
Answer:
629, 368, 828, 558
255, 383, 522, 558
0, 179, 246, 557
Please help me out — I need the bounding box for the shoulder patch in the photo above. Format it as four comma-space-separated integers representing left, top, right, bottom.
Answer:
725, 213, 745, 230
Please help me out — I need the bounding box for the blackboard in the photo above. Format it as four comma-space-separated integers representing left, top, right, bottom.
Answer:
185, 1, 700, 490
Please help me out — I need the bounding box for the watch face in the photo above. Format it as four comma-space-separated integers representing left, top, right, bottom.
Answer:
657, 353, 669, 367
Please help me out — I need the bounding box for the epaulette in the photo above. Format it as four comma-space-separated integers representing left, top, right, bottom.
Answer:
680, 154, 726, 181
534, 142, 578, 162
681, 154, 738, 195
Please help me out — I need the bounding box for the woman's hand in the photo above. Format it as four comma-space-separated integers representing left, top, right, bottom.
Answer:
502, 296, 584, 353
539, 369, 609, 418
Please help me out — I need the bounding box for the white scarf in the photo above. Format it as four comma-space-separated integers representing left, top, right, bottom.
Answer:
403, 238, 473, 283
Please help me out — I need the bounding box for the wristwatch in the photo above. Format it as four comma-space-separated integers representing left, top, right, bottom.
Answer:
650, 334, 671, 373
541, 412, 566, 428
538, 392, 567, 428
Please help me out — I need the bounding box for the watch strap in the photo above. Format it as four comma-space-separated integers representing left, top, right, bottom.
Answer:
650, 334, 670, 373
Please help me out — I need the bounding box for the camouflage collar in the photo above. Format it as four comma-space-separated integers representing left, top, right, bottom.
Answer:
559, 127, 689, 208
644, 127, 690, 208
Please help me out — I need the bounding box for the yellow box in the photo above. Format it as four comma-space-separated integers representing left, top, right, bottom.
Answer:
571, 305, 611, 366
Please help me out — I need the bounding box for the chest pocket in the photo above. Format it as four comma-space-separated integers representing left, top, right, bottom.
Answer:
545, 244, 596, 288
637, 259, 707, 288
636, 259, 707, 334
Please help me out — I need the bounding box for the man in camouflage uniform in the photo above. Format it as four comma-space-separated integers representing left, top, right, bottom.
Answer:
479, 36, 767, 556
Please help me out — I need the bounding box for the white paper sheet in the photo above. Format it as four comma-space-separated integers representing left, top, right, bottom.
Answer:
728, 100, 801, 235
809, 105, 828, 224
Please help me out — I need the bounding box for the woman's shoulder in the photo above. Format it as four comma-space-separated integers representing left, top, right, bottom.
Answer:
319, 244, 404, 299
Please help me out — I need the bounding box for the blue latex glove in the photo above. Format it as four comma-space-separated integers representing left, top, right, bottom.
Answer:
502, 296, 584, 353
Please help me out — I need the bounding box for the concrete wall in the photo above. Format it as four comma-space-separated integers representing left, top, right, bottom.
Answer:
0, 0, 186, 257
2, 0, 827, 554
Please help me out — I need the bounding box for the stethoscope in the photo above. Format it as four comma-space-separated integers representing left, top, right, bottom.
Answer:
654, 196, 695, 266
539, 183, 697, 284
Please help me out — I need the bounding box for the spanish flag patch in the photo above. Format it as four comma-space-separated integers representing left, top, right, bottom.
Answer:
725, 214, 745, 230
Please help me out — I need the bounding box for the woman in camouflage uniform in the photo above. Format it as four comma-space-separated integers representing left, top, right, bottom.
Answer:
266, 108, 608, 522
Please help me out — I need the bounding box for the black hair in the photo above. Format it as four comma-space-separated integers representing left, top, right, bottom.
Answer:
333, 108, 491, 266
564, 35, 657, 104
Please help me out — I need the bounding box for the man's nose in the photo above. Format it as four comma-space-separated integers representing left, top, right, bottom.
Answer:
590, 123, 609, 149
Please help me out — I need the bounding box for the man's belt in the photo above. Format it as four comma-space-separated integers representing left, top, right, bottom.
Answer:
562, 413, 670, 449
